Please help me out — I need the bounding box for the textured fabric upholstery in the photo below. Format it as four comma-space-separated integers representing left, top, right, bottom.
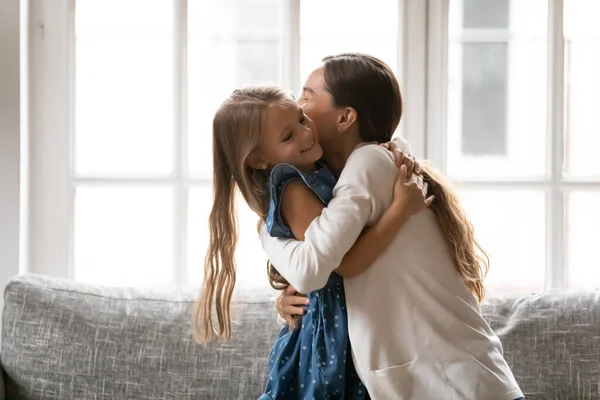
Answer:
2, 274, 600, 399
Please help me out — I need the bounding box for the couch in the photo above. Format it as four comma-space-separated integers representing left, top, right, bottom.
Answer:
1, 274, 599, 399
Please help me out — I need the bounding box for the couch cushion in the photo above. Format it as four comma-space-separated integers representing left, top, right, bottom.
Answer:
1, 274, 280, 400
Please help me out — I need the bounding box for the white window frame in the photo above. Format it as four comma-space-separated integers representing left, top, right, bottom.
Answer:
397, 0, 429, 158
32, 0, 595, 292
26, 0, 424, 285
426, 0, 600, 291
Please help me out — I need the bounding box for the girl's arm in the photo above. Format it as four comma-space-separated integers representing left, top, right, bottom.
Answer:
261, 144, 415, 293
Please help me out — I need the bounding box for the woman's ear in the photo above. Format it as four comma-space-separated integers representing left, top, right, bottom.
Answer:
244, 151, 268, 170
336, 107, 358, 132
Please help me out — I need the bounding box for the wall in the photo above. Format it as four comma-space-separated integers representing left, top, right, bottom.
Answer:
0, 0, 23, 318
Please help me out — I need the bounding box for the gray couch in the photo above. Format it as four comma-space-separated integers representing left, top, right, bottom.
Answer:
1, 274, 599, 399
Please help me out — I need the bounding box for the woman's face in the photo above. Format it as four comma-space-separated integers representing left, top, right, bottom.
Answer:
298, 66, 339, 144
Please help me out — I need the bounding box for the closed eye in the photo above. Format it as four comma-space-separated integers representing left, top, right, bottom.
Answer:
282, 132, 292, 141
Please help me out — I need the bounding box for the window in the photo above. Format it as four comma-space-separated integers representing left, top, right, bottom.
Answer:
29, 0, 400, 290
299, 0, 398, 82
446, 0, 548, 179
186, 0, 286, 290
431, 0, 600, 294
563, 0, 600, 289
73, 1, 175, 288
28, 0, 600, 294
460, 0, 509, 156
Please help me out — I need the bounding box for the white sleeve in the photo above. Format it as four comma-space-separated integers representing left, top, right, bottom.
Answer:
260, 144, 397, 293
391, 135, 412, 154
277, 314, 287, 325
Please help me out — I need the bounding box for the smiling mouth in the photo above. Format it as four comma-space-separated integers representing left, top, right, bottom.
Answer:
301, 140, 314, 152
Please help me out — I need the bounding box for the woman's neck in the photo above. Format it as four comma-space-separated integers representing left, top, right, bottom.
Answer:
321, 135, 362, 178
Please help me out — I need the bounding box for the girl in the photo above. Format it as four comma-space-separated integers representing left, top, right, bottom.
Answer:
261, 53, 524, 400
193, 83, 430, 399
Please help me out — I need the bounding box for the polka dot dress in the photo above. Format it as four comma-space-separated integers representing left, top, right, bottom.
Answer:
260, 163, 369, 400
259, 275, 368, 400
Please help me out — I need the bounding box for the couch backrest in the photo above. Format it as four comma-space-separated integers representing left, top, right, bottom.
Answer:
1, 275, 279, 399
2, 274, 600, 399
483, 290, 600, 399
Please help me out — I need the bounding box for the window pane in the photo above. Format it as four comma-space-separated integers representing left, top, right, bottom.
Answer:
74, 186, 173, 287
459, 189, 546, 294
75, 0, 173, 175
234, 194, 270, 290
300, 0, 398, 87
187, 0, 283, 177
237, 40, 280, 85
187, 187, 271, 291
461, 43, 508, 155
567, 192, 600, 289
564, 0, 600, 178
447, 0, 548, 179
463, 0, 509, 29
187, 187, 210, 287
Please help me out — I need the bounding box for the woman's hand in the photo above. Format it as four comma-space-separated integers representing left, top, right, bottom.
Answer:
380, 141, 420, 177
393, 164, 434, 216
276, 285, 310, 325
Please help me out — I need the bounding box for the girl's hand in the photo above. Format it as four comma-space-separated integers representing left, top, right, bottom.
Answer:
393, 164, 434, 216
275, 285, 310, 325
380, 142, 420, 177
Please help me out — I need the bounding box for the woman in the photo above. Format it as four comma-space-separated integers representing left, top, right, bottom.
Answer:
260, 53, 523, 399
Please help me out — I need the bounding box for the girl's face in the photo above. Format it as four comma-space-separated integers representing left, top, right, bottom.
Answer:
249, 101, 323, 172
298, 66, 340, 145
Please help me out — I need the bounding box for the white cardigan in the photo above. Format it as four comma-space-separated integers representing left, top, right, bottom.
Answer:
260, 141, 523, 400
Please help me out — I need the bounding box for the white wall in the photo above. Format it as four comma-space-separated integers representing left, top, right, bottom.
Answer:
0, 0, 22, 315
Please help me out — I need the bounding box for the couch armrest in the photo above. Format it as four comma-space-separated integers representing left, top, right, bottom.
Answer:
0, 356, 5, 399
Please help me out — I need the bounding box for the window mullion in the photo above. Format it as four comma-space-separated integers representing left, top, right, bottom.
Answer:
546, 0, 566, 290
398, 0, 429, 159
282, 0, 300, 93
173, 0, 188, 287
425, 0, 449, 167
65, 0, 77, 280
29, 0, 72, 278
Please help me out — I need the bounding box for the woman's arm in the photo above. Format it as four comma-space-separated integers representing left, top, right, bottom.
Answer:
281, 165, 426, 279
261, 144, 413, 293
391, 135, 412, 153
382, 136, 419, 176
333, 200, 410, 278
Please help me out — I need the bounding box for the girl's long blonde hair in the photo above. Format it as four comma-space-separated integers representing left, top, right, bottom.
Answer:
420, 162, 489, 302
193, 86, 296, 343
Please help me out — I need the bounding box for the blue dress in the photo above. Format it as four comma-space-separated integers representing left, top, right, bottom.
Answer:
259, 163, 369, 400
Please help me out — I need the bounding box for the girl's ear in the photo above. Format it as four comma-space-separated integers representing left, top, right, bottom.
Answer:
245, 151, 268, 170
